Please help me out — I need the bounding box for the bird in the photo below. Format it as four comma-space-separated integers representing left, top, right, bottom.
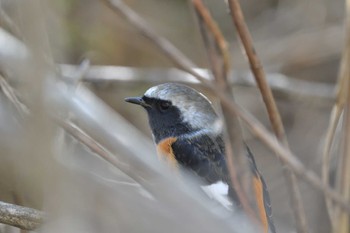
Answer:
125, 83, 276, 233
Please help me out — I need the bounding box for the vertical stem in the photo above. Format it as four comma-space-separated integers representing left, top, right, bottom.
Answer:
334, 2, 350, 232
226, 1, 309, 233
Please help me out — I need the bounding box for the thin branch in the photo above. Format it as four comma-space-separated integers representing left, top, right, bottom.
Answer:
226, 1, 308, 233
333, 0, 350, 232
100, 0, 350, 212
192, 0, 255, 223
0, 201, 45, 230
226, 0, 287, 144
0, 74, 30, 117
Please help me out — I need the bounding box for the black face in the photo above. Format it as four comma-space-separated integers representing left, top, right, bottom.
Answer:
125, 96, 193, 143
142, 96, 195, 143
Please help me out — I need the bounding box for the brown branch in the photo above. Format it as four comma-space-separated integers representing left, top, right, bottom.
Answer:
226, 0, 286, 145
226, 1, 309, 233
0, 201, 45, 230
192, 0, 256, 223
100, 0, 350, 213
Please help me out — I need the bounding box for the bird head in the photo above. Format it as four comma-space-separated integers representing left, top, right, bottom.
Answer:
125, 83, 222, 143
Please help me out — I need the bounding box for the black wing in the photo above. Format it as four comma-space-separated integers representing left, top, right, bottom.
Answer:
171, 134, 228, 184
171, 134, 242, 206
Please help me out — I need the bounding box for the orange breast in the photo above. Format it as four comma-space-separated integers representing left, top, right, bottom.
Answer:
156, 137, 179, 170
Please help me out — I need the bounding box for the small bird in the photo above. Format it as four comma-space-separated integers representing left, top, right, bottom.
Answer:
125, 83, 276, 233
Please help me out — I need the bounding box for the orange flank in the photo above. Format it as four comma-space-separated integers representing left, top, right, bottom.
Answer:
156, 137, 178, 169
253, 175, 269, 233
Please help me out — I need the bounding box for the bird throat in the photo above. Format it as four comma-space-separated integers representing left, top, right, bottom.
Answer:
150, 120, 194, 144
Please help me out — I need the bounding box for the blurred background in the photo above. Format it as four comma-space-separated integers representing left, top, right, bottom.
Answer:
0, 0, 346, 233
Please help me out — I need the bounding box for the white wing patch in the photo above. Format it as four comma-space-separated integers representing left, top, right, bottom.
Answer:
201, 181, 232, 210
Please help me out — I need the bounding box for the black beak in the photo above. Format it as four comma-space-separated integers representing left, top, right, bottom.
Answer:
125, 96, 150, 108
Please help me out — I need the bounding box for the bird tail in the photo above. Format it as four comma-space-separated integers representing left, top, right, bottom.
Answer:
227, 146, 276, 233
246, 146, 276, 233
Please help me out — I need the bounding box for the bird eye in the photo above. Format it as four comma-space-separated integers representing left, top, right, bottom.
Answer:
159, 101, 171, 111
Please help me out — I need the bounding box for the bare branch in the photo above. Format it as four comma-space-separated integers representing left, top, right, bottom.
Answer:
0, 201, 45, 230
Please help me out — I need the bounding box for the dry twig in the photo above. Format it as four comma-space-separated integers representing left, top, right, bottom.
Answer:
0, 201, 45, 230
